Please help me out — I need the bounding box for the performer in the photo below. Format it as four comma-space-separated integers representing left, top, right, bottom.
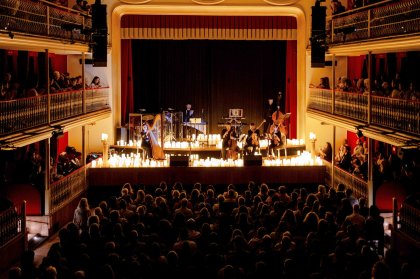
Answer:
221, 123, 239, 160
140, 122, 152, 159
183, 103, 194, 122
268, 124, 286, 158
263, 98, 275, 134
243, 122, 261, 156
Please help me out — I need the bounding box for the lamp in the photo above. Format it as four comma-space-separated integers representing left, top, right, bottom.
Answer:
101, 133, 109, 166
309, 132, 317, 158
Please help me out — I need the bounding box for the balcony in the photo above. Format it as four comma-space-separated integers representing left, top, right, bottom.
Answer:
323, 160, 369, 203
0, 0, 91, 44
0, 87, 110, 139
308, 88, 420, 138
327, 0, 420, 51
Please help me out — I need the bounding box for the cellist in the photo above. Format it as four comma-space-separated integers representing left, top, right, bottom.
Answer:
220, 123, 239, 160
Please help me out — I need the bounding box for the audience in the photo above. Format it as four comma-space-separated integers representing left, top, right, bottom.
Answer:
15, 180, 410, 279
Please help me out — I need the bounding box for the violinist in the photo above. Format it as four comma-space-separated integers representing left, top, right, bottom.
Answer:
221, 123, 239, 160
244, 122, 261, 156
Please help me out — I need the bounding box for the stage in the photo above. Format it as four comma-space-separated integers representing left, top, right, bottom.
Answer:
88, 164, 326, 188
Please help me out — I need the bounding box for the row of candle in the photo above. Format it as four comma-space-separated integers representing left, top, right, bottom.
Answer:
91, 151, 323, 168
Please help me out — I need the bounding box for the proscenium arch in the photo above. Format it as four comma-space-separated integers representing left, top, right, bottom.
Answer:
111, 4, 306, 139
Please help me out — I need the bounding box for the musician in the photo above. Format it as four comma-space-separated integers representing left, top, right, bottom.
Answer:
243, 123, 260, 156
140, 122, 152, 159
221, 123, 239, 160
263, 98, 275, 134
183, 103, 194, 122
268, 124, 286, 158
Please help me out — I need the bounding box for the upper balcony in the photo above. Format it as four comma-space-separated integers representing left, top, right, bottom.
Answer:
0, 87, 110, 147
307, 87, 420, 146
0, 0, 91, 52
327, 0, 420, 55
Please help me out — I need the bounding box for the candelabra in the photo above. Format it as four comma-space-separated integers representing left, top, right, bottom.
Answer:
101, 133, 109, 166
309, 132, 317, 159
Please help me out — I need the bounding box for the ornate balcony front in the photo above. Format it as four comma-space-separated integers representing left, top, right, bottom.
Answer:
0, 0, 91, 44
328, 0, 420, 48
0, 87, 110, 138
308, 88, 420, 138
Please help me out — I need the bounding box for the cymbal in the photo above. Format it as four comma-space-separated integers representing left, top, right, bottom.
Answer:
142, 115, 154, 121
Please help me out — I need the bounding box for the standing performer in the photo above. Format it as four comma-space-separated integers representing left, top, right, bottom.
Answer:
221, 123, 239, 160
263, 98, 275, 134
183, 103, 194, 122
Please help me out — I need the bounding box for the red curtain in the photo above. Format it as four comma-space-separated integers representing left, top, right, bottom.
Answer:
285, 40, 297, 139
121, 40, 134, 125
347, 56, 365, 80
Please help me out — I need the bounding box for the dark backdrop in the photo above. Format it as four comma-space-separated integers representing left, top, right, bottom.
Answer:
131, 40, 286, 133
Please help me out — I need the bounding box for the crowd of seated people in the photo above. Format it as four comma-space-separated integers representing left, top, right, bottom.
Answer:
51, 71, 104, 92
56, 146, 82, 177
0, 71, 103, 101
333, 74, 420, 101
9, 180, 415, 278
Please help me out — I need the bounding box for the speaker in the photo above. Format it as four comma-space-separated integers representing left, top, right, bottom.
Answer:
92, 4, 107, 31
243, 155, 262, 166
170, 156, 189, 167
311, 4, 327, 68
311, 43, 326, 68
92, 33, 107, 67
116, 127, 127, 143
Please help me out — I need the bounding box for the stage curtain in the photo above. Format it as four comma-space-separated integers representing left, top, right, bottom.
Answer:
121, 39, 134, 125
347, 55, 365, 81
131, 40, 287, 134
285, 40, 297, 139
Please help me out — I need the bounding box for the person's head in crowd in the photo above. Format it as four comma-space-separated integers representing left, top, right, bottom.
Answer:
8, 266, 21, 279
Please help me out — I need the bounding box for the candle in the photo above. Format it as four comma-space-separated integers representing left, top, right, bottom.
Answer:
309, 132, 316, 140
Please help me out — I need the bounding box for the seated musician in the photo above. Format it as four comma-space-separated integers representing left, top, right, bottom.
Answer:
221, 123, 240, 160
140, 122, 152, 159
243, 123, 260, 156
268, 124, 286, 158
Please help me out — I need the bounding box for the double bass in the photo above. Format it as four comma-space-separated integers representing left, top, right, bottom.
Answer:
269, 92, 288, 136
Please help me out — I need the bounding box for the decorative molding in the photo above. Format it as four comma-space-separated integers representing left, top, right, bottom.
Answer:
263, 0, 300, 6
118, 0, 152, 4
191, 0, 225, 5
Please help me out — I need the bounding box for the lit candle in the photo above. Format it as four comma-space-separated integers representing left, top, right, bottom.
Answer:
309, 132, 316, 140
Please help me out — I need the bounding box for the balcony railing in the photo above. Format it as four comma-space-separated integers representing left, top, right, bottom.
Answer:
323, 160, 369, 203
394, 201, 420, 241
328, 0, 420, 45
308, 88, 420, 136
0, 87, 110, 136
50, 163, 88, 214
0, 201, 25, 248
0, 0, 91, 43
